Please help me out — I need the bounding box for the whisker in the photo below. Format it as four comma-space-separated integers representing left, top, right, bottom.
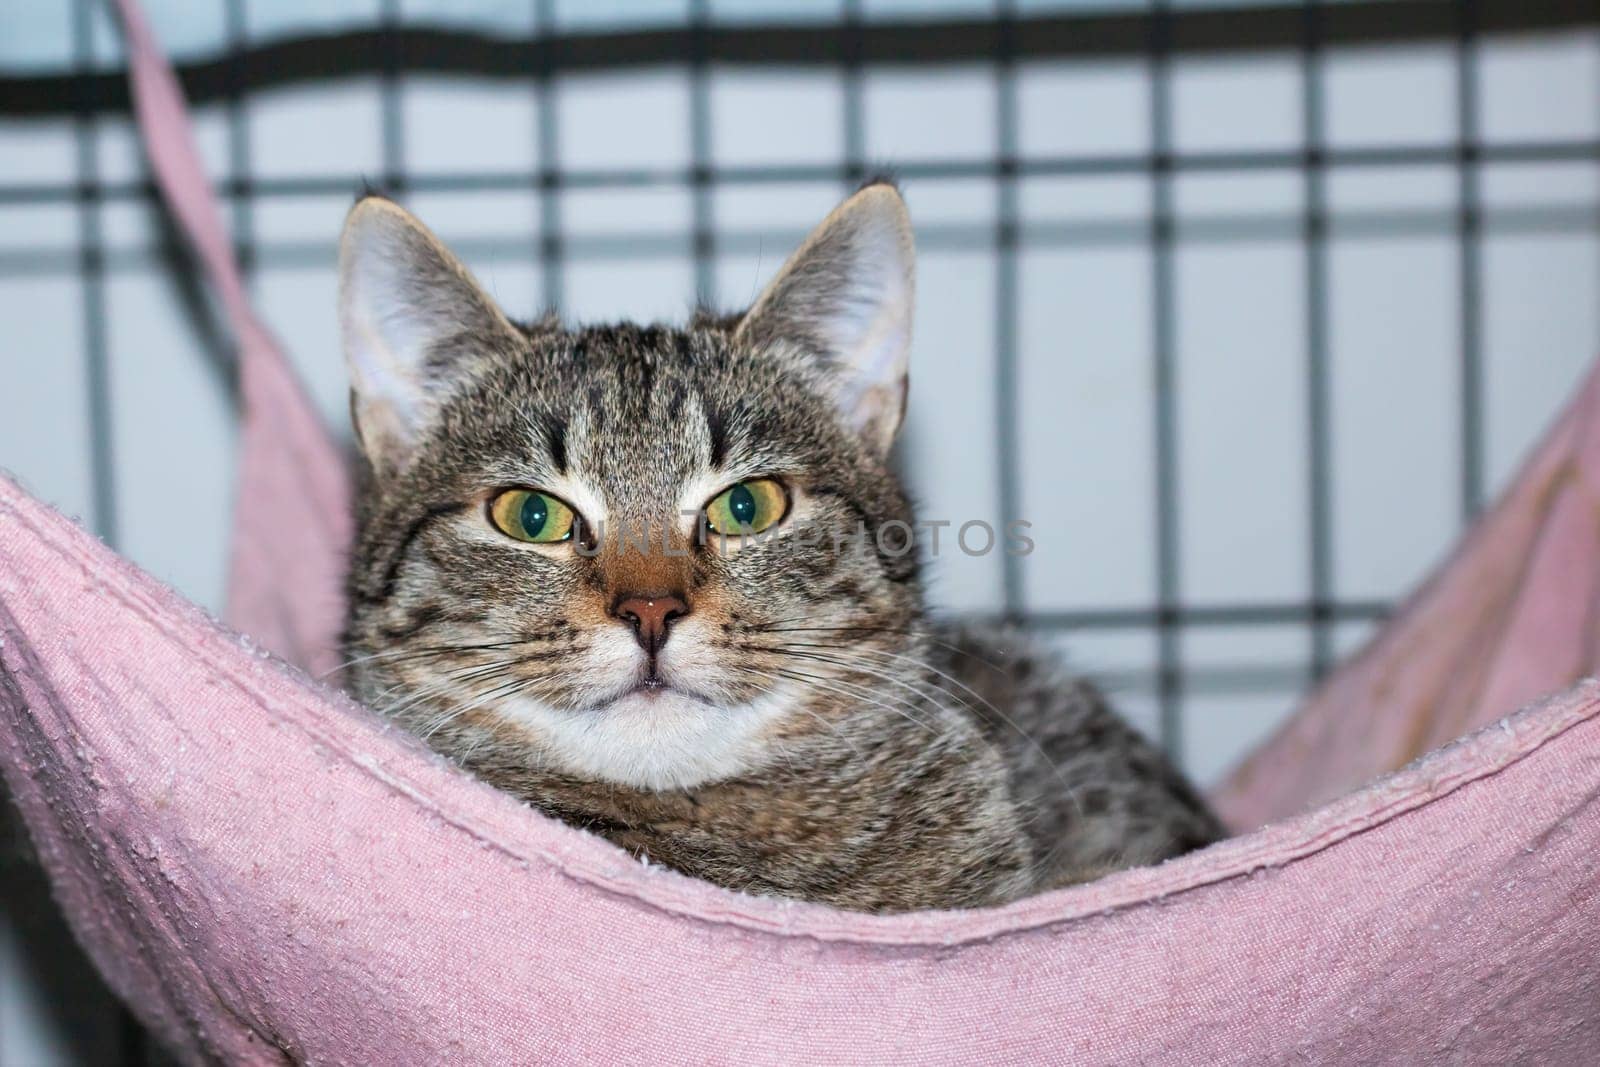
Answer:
727, 665, 875, 758
743, 640, 1093, 849
747, 620, 1007, 673
323, 639, 540, 680
371, 656, 533, 724
732, 659, 944, 740
843, 646, 1094, 847
418, 674, 540, 742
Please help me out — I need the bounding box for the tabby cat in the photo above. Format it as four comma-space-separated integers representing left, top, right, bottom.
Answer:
339, 182, 1222, 913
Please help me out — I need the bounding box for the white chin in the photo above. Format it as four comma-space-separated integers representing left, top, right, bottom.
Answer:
504, 685, 794, 792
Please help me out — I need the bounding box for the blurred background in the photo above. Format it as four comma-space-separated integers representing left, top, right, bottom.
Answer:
1, 0, 1597, 1060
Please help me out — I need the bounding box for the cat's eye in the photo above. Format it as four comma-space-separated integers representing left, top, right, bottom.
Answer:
704, 478, 789, 536
488, 488, 578, 544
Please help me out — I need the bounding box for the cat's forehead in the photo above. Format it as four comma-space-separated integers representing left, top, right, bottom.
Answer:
524, 323, 734, 399
536, 324, 744, 451
454, 321, 818, 509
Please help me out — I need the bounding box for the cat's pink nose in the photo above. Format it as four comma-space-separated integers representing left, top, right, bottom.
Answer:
611, 594, 690, 656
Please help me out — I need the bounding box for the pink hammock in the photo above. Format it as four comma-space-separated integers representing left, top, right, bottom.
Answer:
2, 3, 1597, 1061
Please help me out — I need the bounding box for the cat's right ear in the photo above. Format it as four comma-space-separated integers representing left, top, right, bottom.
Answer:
338, 196, 520, 474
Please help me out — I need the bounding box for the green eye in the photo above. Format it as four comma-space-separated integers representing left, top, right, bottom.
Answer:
488, 489, 577, 543
705, 478, 788, 536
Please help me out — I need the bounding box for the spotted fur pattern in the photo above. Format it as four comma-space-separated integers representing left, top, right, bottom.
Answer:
340, 184, 1223, 913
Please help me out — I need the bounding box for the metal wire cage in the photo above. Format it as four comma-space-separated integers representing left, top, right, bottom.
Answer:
0, 1, 1597, 1060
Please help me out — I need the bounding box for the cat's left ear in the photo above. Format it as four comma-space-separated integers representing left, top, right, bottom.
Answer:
735, 181, 915, 457
338, 196, 522, 475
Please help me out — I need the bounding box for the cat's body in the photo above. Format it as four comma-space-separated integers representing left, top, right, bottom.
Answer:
339, 184, 1222, 913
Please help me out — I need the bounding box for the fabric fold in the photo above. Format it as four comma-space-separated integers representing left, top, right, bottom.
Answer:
112, 0, 352, 680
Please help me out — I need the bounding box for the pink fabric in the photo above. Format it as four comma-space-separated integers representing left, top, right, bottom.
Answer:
1216, 364, 1600, 829
113, 0, 351, 679
3, 474, 1599, 1064
0, 3, 1597, 1061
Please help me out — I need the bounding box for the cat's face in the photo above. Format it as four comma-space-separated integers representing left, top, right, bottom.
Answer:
341, 185, 923, 790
